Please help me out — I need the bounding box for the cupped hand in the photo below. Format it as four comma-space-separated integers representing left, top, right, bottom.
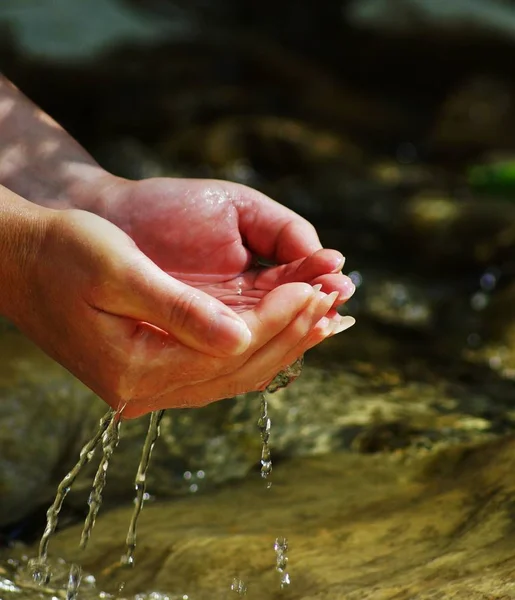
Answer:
23, 208, 354, 418
90, 177, 356, 313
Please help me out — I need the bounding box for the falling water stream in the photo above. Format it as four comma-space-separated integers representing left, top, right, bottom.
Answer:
80, 413, 122, 550
121, 409, 165, 568
25, 358, 303, 599
231, 357, 304, 594
28, 410, 116, 585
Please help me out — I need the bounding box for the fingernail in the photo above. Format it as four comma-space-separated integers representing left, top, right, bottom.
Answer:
318, 290, 338, 312
312, 284, 323, 292
210, 313, 252, 355
342, 279, 356, 299
333, 316, 355, 334
326, 290, 339, 305
318, 316, 333, 336
333, 253, 346, 271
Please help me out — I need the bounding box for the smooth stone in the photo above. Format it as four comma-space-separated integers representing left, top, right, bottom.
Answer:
9, 436, 515, 599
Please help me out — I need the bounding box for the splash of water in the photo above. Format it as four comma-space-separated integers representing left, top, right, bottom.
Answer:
122, 409, 165, 567
28, 410, 115, 584
80, 411, 122, 550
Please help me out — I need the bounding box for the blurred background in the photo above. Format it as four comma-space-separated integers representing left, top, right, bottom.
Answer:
4, 0, 515, 358
4, 2, 515, 597
4, 0, 515, 556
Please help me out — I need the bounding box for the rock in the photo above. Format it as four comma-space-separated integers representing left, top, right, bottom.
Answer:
7, 437, 515, 599
0, 328, 105, 527
65, 320, 515, 513
430, 76, 515, 154
0, 0, 180, 62
5, 315, 515, 530
346, 0, 515, 44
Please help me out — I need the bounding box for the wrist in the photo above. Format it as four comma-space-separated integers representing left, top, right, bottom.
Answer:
0, 185, 55, 323
64, 169, 128, 218
0, 74, 114, 211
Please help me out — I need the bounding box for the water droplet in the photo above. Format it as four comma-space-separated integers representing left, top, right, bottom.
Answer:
480, 272, 497, 291
65, 563, 81, 600
470, 291, 489, 311
280, 572, 291, 588
274, 537, 291, 588
258, 394, 272, 480
348, 270, 363, 287
27, 558, 51, 585
231, 577, 248, 595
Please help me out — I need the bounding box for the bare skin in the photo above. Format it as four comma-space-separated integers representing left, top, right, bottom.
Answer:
0, 75, 355, 419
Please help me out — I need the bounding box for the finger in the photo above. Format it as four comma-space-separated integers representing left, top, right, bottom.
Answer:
309, 273, 356, 304
253, 249, 346, 288
270, 313, 356, 377
109, 283, 319, 417
240, 281, 316, 347
97, 248, 253, 358
238, 297, 355, 392
144, 289, 340, 412
234, 183, 324, 263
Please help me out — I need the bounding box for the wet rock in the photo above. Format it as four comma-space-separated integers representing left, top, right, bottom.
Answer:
0, 0, 180, 62
430, 76, 515, 154
346, 0, 515, 44
4, 317, 515, 530
0, 330, 105, 528
9, 437, 515, 599
349, 271, 439, 331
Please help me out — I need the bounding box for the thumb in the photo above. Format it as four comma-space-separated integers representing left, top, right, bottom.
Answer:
102, 249, 252, 357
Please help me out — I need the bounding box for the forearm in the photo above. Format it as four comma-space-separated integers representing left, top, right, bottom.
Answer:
0, 74, 109, 209
0, 183, 52, 322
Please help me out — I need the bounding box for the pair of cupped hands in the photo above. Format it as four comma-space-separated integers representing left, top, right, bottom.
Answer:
25, 175, 355, 418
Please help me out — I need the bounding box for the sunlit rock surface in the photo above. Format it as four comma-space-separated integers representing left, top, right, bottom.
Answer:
5, 437, 515, 599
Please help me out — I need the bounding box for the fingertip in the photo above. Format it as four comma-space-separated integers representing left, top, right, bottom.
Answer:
329, 252, 346, 273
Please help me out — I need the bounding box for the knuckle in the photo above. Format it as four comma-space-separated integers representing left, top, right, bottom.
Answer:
166, 291, 198, 330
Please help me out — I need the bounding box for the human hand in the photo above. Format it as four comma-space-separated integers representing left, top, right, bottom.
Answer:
79, 176, 355, 316
17, 207, 354, 419
0, 75, 355, 417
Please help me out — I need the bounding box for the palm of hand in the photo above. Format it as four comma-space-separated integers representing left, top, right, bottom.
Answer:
48, 177, 355, 417
106, 178, 351, 311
